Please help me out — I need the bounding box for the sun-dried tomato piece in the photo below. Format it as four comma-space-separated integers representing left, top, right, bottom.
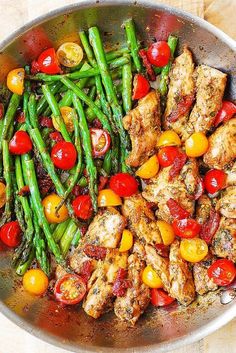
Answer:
18, 185, 30, 196
155, 243, 170, 258
83, 244, 107, 260
49, 131, 63, 142
167, 94, 194, 123
39, 116, 53, 128
98, 176, 108, 191
31, 60, 40, 75
169, 152, 187, 180
79, 260, 93, 283
200, 210, 220, 244
139, 49, 156, 81
167, 198, 190, 220
0, 103, 4, 120
112, 268, 131, 297
16, 111, 25, 123
92, 118, 102, 129
194, 177, 205, 200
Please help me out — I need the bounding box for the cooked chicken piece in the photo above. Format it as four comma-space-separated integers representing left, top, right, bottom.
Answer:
70, 208, 126, 273
196, 195, 212, 225
122, 194, 162, 245
145, 244, 170, 291
211, 217, 236, 262
216, 186, 236, 218
55, 265, 67, 280
142, 163, 196, 223
226, 161, 236, 186
163, 47, 195, 137
83, 249, 128, 319
193, 254, 218, 295
180, 158, 199, 196
123, 91, 161, 167
133, 241, 146, 258
114, 253, 150, 325
169, 240, 195, 305
182, 65, 227, 140
203, 118, 236, 169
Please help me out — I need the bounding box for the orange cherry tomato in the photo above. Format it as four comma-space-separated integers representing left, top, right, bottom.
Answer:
56, 42, 83, 68
157, 220, 175, 245
180, 238, 208, 263
7, 68, 25, 95
157, 130, 181, 147
136, 155, 159, 179
23, 269, 49, 295
42, 193, 69, 224
185, 132, 209, 157
0, 182, 6, 208
142, 265, 163, 288
119, 229, 133, 252
97, 189, 122, 207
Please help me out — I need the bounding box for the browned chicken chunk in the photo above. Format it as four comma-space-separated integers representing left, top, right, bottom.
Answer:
123, 91, 161, 167
196, 195, 212, 225
216, 186, 236, 219
182, 65, 227, 140
211, 217, 236, 262
193, 254, 218, 295
83, 249, 128, 319
169, 240, 195, 305
114, 253, 150, 325
122, 194, 162, 245
203, 118, 236, 169
226, 161, 236, 186
163, 47, 195, 137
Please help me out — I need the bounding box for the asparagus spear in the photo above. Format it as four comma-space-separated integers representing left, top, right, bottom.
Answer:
28, 94, 39, 128
0, 93, 21, 141
59, 219, 78, 257
52, 219, 70, 243
15, 248, 35, 276
124, 19, 142, 73
122, 55, 132, 113
0, 140, 13, 227
37, 81, 63, 116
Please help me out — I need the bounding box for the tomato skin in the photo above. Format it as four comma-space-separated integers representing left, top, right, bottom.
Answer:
204, 169, 227, 195
142, 265, 163, 288
0, 221, 21, 247
54, 274, 86, 305
208, 259, 236, 286
135, 155, 159, 179
9, 131, 32, 155
23, 269, 49, 296
185, 132, 209, 157
147, 41, 171, 67
132, 74, 150, 100
37, 48, 61, 74
110, 173, 138, 197
51, 141, 77, 170
214, 101, 236, 127
158, 146, 179, 167
172, 218, 201, 239
168, 151, 187, 181
72, 195, 93, 220
151, 288, 175, 307
90, 128, 111, 157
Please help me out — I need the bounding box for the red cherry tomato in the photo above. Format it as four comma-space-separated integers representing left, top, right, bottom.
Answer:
214, 101, 236, 127
51, 141, 77, 170
109, 173, 138, 197
147, 41, 171, 67
204, 169, 227, 195
72, 195, 93, 220
172, 218, 201, 238
132, 74, 150, 100
9, 131, 32, 155
37, 48, 61, 74
90, 128, 111, 157
151, 288, 175, 307
167, 198, 190, 220
0, 221, 22, 247
54, 274, 86, 305
157, 146, 180, 167
208, 259, 236, 286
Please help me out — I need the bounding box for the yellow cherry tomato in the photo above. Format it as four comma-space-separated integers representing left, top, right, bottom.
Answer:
97, 189, 122, 207
142, 265, 163, 288
0, 182, 6, 208
157, 130, 181, 147
56, 42, 83, 67
185, 132, 209, 157
52, 106, 75, 133
136, 155, 159, 179
42, 193, 69, 224
23, 269, 49, 296
7, 68, 25, 95
119, 229, 133, 252
180, 238, 208, 263
157, 220, 175, 246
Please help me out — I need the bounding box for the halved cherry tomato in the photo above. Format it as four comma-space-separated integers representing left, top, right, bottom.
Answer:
180, 238, 208, 263
52, 106, 75, 133
136, 155, 159, 179
0, 182, 6, 208
0, 221, 21, 247
90, 128, 111, 157
172, 218, 201, 239
208, 259, 236, 286
157, 146, 179, 167
97, 189, 122, 207
56, 42, 83, 68
110, 173, 138, 197
157, 130, 181, 147
204, 169, 227, 195
214, 101, 236, 127
147, 41, 171, 67
51, 141, 77, 170
42, 193, 69, 224
132, 74, 150, 100
37, 48, 61, 74
54, 274, 86, 305
72, 195, 93, 220
151, 288, 175, 307
119, 229, 133, 252
9, 131, 32, 155
157, 220, 175, 245
23, 269, 48, 296
185, 132, 209, 157
142, 265, 163, 288
7, 68, 25, 95
167, 198, 190, 220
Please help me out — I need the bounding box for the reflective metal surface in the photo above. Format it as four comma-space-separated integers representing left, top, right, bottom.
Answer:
0, 1, 236, 352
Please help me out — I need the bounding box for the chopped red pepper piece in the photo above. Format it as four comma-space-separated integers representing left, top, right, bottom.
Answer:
200, 209, 220, 244
83, 244, 107, 260
167, 94, 194, 123
139, 49, 156, 81
169, 151, 187, 180
112, 268, 131, 297
167, 198, 190, 220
